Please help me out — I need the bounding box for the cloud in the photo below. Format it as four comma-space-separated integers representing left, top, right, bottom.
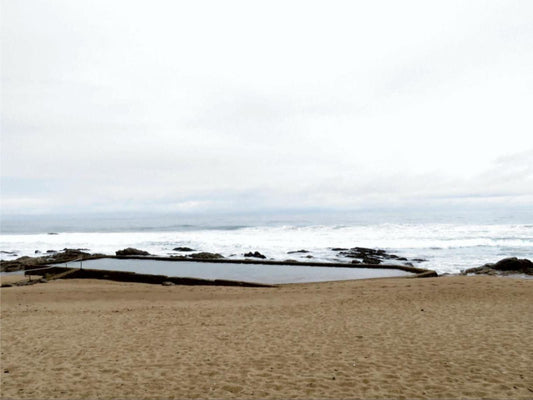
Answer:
2, 0, 533, 214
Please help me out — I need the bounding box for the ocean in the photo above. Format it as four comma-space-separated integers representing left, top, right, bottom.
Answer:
1, 208, 532, 275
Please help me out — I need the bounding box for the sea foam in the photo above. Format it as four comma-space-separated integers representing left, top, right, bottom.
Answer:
1, 223, 532, 274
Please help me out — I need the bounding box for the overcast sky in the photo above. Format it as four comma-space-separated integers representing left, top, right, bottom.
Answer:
1, 0, 532, 215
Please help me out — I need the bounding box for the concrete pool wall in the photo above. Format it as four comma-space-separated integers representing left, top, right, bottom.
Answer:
48, 257, 434, 284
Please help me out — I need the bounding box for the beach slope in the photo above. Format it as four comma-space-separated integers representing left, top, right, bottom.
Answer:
1, 276, 532, 399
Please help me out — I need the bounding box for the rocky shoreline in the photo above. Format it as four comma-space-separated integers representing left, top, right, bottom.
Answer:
461, 257, 533, 276
1, 245, 440, 288
2, 246, 530, 279
0, 249, 104, 273
0, 246, 427, 273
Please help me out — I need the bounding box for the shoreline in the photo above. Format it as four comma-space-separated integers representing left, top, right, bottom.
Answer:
0, 249, 438, 283
1, 275, 532, 399
0, 253, 437, 288
3, 222, 532, 276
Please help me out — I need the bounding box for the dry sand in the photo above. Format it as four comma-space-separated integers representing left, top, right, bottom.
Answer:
0, 275, 41, 286
1, 275, 532, 399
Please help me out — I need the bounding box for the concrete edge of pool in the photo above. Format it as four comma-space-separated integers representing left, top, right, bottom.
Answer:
55, 253, 436, 274
21, 266, 275, 287
5, 257, 438, 288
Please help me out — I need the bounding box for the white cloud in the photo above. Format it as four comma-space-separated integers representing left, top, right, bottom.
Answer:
2, 0, 533, 214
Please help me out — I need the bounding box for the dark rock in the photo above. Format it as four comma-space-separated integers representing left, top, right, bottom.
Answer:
0, 256, 41, 272
116, 248, 150, 256
189, 252, 224, 260
48, 232, 58, 235
471, 266, 498, 275
463, 258, 533, 275
62, 248, 89, 254
331, 248, 348, 251
462, 266, 486, 275
350, 247, 374, 254
339, 247, 383, 259
287, 249, 309, 254
493, 257, 532, 272
351, 260, 361, 264
244, 251, 266, 259
337, 246, 425, 266
412, 258, 427, 263
91, 253, 107, 258
173, 247, 195, 252
1, 249, 94, 273
52, 249, 91, 263
305, 255, 314, 259
362, 256, 381, 265
339, 252, 359, 259
46, 250, 57, 253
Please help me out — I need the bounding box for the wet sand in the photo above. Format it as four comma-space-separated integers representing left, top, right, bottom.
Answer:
1, 275, 532, 399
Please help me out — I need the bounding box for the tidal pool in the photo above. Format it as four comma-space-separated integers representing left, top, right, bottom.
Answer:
61, 258, 414, 284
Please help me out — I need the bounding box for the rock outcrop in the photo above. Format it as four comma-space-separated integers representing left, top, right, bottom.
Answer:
115, 248, 150, 256
188, 252, 224, 260
337, 247, 425, 265
463, 257, 533, 275
173, 247, 195, 252
0, 249, 94, 272
244, 251, 267, 259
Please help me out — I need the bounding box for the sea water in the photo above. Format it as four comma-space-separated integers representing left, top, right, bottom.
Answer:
1, 208, 532, 275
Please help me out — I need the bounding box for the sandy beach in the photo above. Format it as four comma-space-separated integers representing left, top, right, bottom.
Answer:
1, 275, 532, 399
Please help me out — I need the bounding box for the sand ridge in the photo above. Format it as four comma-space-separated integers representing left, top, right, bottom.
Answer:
1, 276, 532, 399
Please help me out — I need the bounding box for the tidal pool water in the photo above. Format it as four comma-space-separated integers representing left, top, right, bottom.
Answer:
61, 258, 414, 284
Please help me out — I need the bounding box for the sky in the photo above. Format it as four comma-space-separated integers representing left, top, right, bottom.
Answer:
1, 0, 533, 215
